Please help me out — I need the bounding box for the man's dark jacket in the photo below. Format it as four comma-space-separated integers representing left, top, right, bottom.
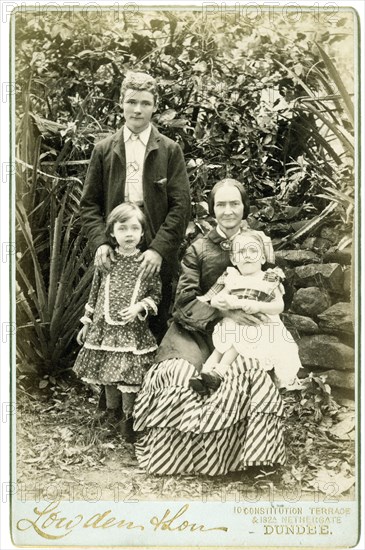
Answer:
80, 124, 191, 273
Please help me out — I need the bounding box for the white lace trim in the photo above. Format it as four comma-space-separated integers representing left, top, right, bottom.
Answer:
130, 272, 143, 305
84, 342, 157, 354
116, 248, 139, 257
80, 316, 92, 325
117, 385, 141, 393
79, 377, 141, 391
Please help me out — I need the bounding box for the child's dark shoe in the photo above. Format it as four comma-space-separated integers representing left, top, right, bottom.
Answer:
201, 371, 222, 391
189, 376, 209, 397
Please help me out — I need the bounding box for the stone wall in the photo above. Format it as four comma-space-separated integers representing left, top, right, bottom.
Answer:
275, 228, 354, 404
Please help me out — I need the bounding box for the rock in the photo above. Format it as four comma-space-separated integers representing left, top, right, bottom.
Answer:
275, 250, 320, 268
343, 267, 352, 296
302, 334, 340, 344
318, 302, 354, 333
324, 246, 352, 266
298, 335, 354, 371
336, 333, 355, 348
293, 263, 344, 293
302, 237, 332, 253
290, 287, 331, 316
281, 313, 319, 335
321, 370, 355, 390
331, 389, 355, 407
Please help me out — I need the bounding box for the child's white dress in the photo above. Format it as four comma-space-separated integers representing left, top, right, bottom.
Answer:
200, 267, 302, 388
73, 249, 161, 392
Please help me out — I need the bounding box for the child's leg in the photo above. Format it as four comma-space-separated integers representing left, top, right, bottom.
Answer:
105, 385, 122, 410
101, 385, 123, 432
213, 347, 239, 378
200, 346, 239, 392
121, 392, 137, 443
121, 392, 136, 419
201, 349, 223, 373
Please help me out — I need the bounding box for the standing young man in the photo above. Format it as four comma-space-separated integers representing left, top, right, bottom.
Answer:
80, 72, 191, 342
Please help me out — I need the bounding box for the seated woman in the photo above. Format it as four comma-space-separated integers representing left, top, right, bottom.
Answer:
133, 178, 286, 476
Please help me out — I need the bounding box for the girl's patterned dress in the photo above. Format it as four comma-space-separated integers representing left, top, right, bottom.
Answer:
73, 249, 161, 392
200, 267, 302, 388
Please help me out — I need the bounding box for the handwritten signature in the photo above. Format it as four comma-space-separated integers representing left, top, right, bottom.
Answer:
17, 501, 228, 540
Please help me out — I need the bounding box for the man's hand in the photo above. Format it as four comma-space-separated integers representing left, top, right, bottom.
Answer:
119, 303, 144, 324
224, 309, 269, 326
137, 249, 162, 279
77, 324, 90, 345
94, 244, 115, 271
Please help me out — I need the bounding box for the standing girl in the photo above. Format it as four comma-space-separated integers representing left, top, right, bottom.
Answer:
189, 231, 302, 394
74, 203, 161, 441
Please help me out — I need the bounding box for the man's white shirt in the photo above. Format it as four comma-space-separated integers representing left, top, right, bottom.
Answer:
124, 123, 152, 204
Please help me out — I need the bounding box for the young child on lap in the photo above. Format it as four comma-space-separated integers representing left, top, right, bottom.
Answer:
189, 232, 302, 394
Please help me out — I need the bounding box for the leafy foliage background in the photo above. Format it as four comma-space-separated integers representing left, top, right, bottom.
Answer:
15, 8, 355, 373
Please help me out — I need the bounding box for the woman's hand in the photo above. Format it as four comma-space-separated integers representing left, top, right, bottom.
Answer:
119, 303, 144, 323
137, 249, 162, 279
239, 299, 261, 315
211, 292, 267, 324
94, 244, 115, 271
224, 309, 269, 326
77, 325, 90, 345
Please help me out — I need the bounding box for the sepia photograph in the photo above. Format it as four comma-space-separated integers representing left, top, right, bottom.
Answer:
2, 0, 362, 546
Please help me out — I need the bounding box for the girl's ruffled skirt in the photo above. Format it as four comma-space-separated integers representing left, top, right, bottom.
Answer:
73, 348, 155, 386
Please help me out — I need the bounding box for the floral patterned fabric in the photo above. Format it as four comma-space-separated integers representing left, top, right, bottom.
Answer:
73, 250, 161, 387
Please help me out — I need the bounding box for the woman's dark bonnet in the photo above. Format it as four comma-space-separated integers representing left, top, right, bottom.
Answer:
208, 179, 250, 220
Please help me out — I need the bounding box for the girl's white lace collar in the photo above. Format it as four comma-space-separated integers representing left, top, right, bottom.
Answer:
116, 248, 139, 257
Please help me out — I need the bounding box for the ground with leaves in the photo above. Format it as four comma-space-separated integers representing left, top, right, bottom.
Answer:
16, 374, 355, 504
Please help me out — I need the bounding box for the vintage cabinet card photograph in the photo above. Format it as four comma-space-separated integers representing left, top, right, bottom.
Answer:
0, 0, 363, 547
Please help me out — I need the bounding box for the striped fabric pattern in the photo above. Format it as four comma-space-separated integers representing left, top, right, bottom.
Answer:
133, 357, 286, 475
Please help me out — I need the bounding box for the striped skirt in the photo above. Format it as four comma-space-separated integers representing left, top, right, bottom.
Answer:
133, 356, 286, 476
